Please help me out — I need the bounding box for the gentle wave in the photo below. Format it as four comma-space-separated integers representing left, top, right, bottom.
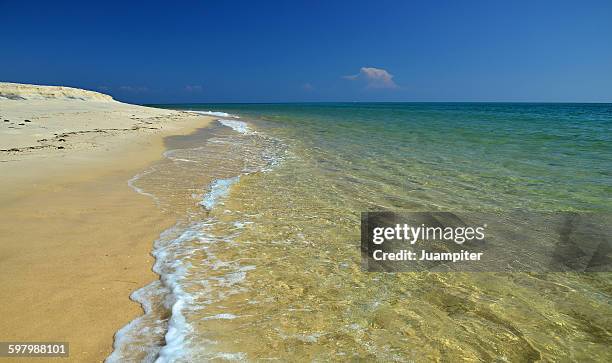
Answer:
106, 280, 169, 363
105, 220, 214, 363
154, 222, 212, 363
187, 110, 239, 118
127, 169, 160, 206
200, 176, 240, 210
218, 119, 251, 134
110, 117, 287, 362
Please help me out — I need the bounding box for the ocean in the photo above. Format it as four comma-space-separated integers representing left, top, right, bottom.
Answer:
108, 103, 611, 362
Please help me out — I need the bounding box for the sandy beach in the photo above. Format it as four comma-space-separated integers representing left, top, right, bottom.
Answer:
0, 83, 213, 362
3, 2, 610, 360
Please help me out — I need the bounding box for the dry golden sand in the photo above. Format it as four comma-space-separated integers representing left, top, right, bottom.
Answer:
0, 84, 213, 362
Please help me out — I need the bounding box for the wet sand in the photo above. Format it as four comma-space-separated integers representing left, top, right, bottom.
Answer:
0, 83, 213, 362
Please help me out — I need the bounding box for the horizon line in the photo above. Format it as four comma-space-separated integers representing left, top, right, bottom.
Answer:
142, 101, 612, 106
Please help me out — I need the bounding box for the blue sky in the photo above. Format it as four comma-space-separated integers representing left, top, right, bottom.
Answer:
1, 0, 611, 103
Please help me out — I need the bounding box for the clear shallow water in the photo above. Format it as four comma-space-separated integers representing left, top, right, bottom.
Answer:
110, 103, 611, 362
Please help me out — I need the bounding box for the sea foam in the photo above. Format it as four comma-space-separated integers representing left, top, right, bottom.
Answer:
109, 116, 287, 362
200, 176, 240, 210
218, 119, 251, 134
127, 169, 160, 206
105, 280, 169, 363
187, 110, 239, 118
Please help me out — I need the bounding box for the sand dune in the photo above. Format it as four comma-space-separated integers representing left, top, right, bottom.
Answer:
0, 82, 114, 101
0, 82, 206, 153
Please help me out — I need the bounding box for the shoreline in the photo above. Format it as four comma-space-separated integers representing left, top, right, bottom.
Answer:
0, 86, 214, 361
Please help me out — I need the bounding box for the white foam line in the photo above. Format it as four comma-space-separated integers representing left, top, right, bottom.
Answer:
128, 169, 161, 206
202, 313, 238, 320
217, 119, 252, 134
154, 223, 211, 362
200, 176, 240, 210
163, 150, 199, 163
110, 125, 289, 362
213, 352, 247, 361
105, 281, 168, 363
186, 110, 240, 118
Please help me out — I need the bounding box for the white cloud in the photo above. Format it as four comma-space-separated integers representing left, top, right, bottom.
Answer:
344, 67, 398, 89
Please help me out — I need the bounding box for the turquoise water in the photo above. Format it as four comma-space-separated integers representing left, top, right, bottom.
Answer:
170, 103, 612, 212
112, 103, 611, 361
